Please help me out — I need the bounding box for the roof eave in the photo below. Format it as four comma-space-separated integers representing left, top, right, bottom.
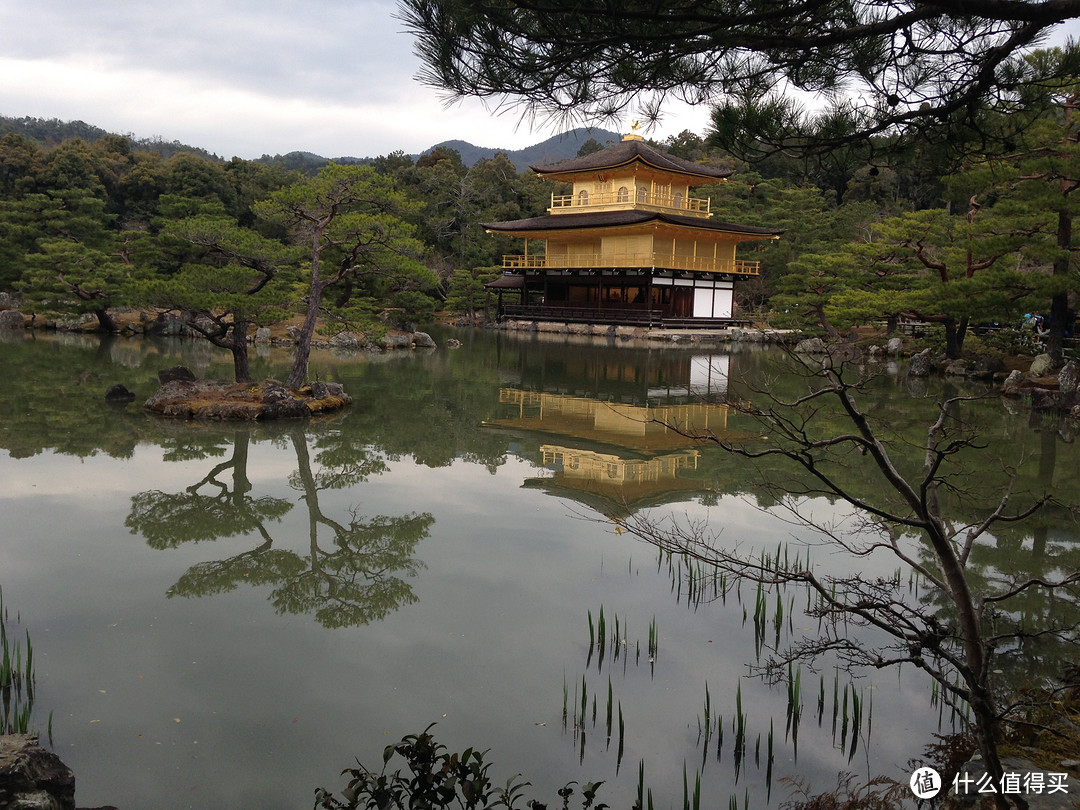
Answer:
531, 157, 733, 184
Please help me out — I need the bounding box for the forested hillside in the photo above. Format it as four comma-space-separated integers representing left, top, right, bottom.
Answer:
0, 115, 221, 161
0, 127, 548, 346
0, 74, 1075, 366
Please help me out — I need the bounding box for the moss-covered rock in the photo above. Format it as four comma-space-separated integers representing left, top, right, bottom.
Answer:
144, 378, 351, 420
0, 734, 75, 810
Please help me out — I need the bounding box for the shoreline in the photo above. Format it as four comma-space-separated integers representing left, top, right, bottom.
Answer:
2, 308, 1077, 416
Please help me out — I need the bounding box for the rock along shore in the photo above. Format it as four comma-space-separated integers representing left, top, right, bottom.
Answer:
144, 367, 351, 420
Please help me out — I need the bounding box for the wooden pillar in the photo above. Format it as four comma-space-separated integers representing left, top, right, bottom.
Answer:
647, 272, 655, 322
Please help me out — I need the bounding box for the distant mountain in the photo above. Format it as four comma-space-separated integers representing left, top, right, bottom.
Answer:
0, 114, 623, 174
252, 128, 623, 172
423, 127, 623, 171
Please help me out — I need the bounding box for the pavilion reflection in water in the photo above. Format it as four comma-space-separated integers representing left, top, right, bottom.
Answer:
487, 356, 739, 518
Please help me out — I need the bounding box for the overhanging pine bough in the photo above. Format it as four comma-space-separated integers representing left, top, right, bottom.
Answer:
397, 0, 1080, 156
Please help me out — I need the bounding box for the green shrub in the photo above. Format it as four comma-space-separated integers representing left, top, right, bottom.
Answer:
975, 327, 1042, 358
388, 290, 437, 329
315, 725, 608, 810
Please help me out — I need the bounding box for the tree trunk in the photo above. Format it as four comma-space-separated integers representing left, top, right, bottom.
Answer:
816, 305, 842, 339
922, 515, 1013, 806
1045, 96, 1076, 369
923, 477, 1014, 806
231, 319, 252, 383
943, 315, 969, 359
290, 429, 326, 580
287, 235, 325, 390
229, 431, 253, 504
94, 308, 118, 333
1045, 208, 1072, 366
968, 692, 1014, 810
902, 396, 1011, 805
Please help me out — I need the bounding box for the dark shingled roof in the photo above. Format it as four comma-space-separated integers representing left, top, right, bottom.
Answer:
530, 137, 733, 182
483, 209, 784, 236
483, 273, 525, 289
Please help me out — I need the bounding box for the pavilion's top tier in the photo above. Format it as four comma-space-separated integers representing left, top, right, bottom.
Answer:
530, 132, 733, 217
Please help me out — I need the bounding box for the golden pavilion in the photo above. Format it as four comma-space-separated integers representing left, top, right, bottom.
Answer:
483, 130, 782, 327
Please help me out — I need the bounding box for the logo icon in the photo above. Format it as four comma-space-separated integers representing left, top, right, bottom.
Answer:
910, 767, 942, 799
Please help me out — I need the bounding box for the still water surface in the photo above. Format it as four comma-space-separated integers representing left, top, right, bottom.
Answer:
1, 328, 1075, 809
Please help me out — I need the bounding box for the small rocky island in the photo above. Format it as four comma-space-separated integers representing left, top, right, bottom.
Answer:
141, 367, 351, 420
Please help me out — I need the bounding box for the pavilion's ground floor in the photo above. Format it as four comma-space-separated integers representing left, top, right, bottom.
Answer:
487, 268, 752, 328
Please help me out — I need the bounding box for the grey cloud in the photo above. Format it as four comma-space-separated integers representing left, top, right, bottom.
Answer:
0, 0, 416, 105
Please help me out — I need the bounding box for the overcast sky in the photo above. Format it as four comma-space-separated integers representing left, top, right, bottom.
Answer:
0, 0, 713, 160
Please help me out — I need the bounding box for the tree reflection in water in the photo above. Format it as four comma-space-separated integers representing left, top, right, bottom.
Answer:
126, 425, 433, 628
914, 411, 1080, 700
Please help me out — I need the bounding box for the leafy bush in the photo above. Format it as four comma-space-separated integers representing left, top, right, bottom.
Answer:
388, 290, 438, 329
908, 324, 1046, 360
974, 327, 1042, 358
315, 725, 608, 810
909, 325, 946, 356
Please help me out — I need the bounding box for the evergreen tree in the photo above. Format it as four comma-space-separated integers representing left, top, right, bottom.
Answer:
138, 199, 301, 382
957, 71, 1080, 364
445, 265, 502, 320
829, 199, 1056, 358
14, 190, 144, 331
254, 164, 435, 389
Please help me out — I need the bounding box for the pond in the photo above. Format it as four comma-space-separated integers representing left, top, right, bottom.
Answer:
0, 327, 1076, 809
